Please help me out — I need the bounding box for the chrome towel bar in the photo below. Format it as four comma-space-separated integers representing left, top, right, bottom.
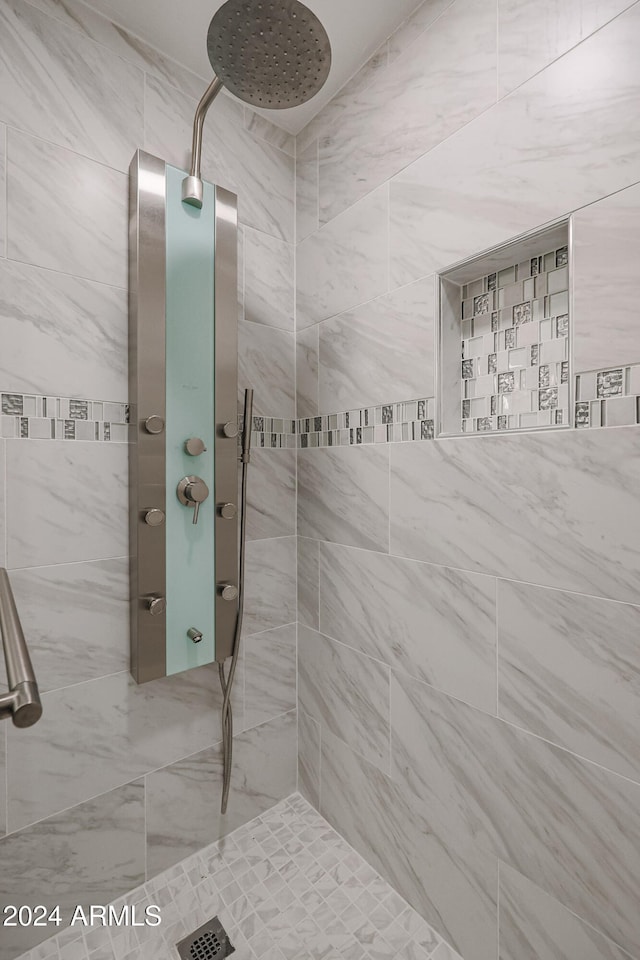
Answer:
0, 568, 42, 727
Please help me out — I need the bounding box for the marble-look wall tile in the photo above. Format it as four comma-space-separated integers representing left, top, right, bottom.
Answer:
0, 0, 143, 171
7, 130, 127, 287
6, 559, 128, 694
0, 782, 145, 960
244, 623, 296, 729
243, 536, 296, 636
6, 666, 222, 831
498, 580, 640, 781
390, 3, 640, 287
318, 0, 497, 224
318, 277, 435, 411
499, 862, 633, 960
238, 321, 295, 418
296, 186, 389, 329
320, 543, 497, 714
0, 259, 127, 399
246, 449, 295, 541
297, 536, 319, 630
244, 107, 295, 156
573, 182, 640, 372
298, 624, 390, 772
144, 74, 294, 243
298, 445, 390, 552
145, 711, 297, 876
0, 729, 5, 837
388, 0, 456, 62
0, 123, 5, 258
6, 439, 128, 568
390, 427, 640, 604
498, 0, 633, 97
390, 671, 640, 957
320, 728, 498, 960
298, 709, 321, 808
296, 325, 319, 418
0, 440, 5, 570
243, 227, 294, 331
26, 0, 208, 100
296, 138, 318, 242
296, 43, 389, 154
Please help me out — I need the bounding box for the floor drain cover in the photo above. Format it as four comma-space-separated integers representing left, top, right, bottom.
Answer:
176, 916, 235, 960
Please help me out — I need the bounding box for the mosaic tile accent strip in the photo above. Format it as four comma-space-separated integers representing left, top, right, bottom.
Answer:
296, 399, 436, 447
0, 392, 129, 441
575, 363, 640, 429
15, 793, 455, 960
460, 244, 570, 433
248, 416, 297, 449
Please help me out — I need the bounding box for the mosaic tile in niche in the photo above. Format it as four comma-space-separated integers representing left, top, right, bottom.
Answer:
597, 369, 623, 398
556, 246, 569, 267
498, 372, 515, 393
539, 387, 558, 410
462, 360, 475, 379
505, 329, 516, 349
474, 293, 490, 314
556, 314, 569, 337
513, 302, 532, 325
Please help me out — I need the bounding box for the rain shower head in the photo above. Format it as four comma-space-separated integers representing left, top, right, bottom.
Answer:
207, 0, 332, 110
182, 0, 331, 206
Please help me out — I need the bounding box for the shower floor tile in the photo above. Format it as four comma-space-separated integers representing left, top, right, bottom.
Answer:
16, 793, 460, 960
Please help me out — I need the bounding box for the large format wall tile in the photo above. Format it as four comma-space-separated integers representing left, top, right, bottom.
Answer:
246, 449, 295, 541
320, 543, 497, 714
0, 440, 5, 570
243, 536, 296, 636
243, 227, 294, 331
573, 182, 640, 372
146, 711, 297, 876
318, 278, 435, 411
0, 259, 127, 399
0, 782, 145, 960
27, 0, 207, 100
497, 0, 633, 97
296, 187, 389, 329
7, 130, 127, 287
0, 122, 5, 258
298, 709, 321, 808
390, 672, 640, 957
6, 559, 129, 693
0, 0, 143, 171
499, 862, 633, 960
6, 439, 128, 568
244, 623, 296, 729
296, 325, 319, 418
297, 536, 319, 629
298, 624, 390, 772
320, 728, 498, 960
0, 731, 5, 837
144, 74, 294, 243
318, 0, 497, 223
6, 667, 221, 831
298, 446, 390, 552
390, 3, 640, 287
296, 138, 319, 242
238, 321, 295, 418
390, 428, 640, 604
498, 580, 640, 781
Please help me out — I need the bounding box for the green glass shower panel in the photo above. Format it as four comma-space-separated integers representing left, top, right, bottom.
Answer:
165, 164, 216, 674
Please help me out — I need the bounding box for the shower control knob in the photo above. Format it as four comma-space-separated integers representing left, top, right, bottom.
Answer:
184, 437, 206, 456
219, 584, 238, 602
219, 502, 237, 520
187, 627, 203, 643
147, 596, 166, 616
144, 508, 165, 527
177, 475, 209, 524
144, 415, 165, 434
222, 421, 238, 438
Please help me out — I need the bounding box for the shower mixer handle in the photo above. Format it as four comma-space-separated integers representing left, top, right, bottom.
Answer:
177, 475, 209, 524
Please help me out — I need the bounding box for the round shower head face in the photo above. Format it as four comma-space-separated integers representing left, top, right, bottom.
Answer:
207, 0, 331, 110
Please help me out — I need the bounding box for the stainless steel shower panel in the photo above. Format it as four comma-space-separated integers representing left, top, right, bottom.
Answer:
213, 185, 239, 663
128, 153, 239, 681
129, 150, 167, 684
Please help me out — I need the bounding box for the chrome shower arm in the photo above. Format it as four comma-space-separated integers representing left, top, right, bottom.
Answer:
182, 75, 224, 208
0, 568, 42, 728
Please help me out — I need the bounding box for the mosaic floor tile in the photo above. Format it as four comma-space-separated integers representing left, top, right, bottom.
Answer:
16, 794, 456, 960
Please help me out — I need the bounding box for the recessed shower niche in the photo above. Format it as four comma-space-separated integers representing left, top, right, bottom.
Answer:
438, 221, 571, 436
